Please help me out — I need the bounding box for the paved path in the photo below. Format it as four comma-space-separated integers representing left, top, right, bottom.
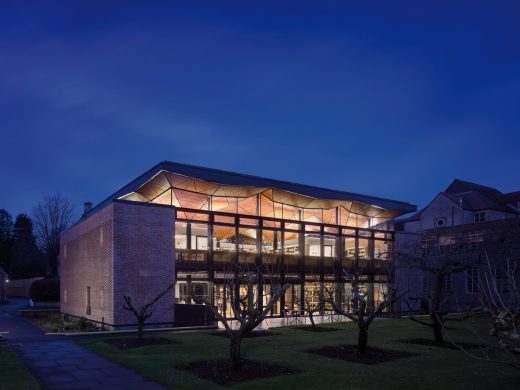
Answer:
1, 298, 165, 389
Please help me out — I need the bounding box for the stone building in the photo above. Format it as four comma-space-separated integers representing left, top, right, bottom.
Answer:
394, 179, 520, 313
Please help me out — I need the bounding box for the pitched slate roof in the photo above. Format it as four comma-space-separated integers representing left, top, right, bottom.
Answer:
401, 179, 519, 223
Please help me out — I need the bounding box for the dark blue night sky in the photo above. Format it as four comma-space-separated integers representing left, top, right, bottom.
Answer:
1, 1, 519, 218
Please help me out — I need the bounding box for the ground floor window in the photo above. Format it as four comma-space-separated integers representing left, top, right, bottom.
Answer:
495, 265, 510, 294
443, 274, 453, 294
176, 281, 209, 304
466, 267, 479, 294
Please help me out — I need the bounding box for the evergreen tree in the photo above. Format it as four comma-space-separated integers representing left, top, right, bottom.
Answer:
10, 214, 47, 278
0, 209, 13, 273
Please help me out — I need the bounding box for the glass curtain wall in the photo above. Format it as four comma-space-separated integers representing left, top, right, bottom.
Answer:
171, 187, 391, 319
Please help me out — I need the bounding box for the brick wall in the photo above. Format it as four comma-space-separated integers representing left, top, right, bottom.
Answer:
60, 204, 115, 325
112, 201, 175, 326
60, 201, 176, 328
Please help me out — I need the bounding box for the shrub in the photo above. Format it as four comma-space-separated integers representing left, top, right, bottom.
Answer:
39, 313, 98, 332
29, 277, 60, 302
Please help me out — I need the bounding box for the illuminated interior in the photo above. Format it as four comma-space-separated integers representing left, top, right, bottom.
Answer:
116, 166, 412, 318
120, 170, 402, 228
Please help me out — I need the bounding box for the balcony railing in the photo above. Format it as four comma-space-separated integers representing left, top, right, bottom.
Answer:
176, 249, 207, 262
175, 249, 389, 274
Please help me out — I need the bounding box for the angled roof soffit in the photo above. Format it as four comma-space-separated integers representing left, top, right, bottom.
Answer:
74, 162, 416, 231
117, 168, 415, 219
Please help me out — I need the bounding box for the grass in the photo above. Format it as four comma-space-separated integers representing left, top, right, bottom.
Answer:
82, 318, 520, 389
0, 344, 41, 390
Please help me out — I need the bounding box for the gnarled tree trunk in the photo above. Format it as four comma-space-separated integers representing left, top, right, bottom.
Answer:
432, 273, 444, 344
230, 335, 242, 371
309, 312, 316, 329
432, 312, 444, 344
137, 319, 144, 340
357, 323, 369, 354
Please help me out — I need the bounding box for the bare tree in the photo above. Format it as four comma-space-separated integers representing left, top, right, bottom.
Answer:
195, 263, 290, 371
395, 235, 480, 344
33, 194, 74, 275
437, 253, 520, 369
297, 277, 327, 330
480, 255, 520, 355
325, 267, 406, 354
123, 283, 174, 339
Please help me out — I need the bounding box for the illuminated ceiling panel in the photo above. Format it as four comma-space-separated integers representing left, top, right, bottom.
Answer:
129, 172, 401, 220
111, 164, 415, 224
119, 192, 151, 202
237, 196, 257, 215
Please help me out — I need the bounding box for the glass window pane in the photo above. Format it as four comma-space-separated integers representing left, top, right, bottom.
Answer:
283, 204, 301, 220
324, 226, 338, 234
359, 230, 372, 237
213, 225, 236, 263
176, 211, 209, 221
305, 224, 320, 232
260, 194, 275, 218
238, 228, 257, 264
304, 209, 323, 223
175, 222, 188, 249
191, 224, 208, 251
212, 197, 238, 213
323, 235, 336, 258
214, 215, 235, 224
284, 222, 301, 231
262, 230, 282, 254
358, 238, 373, 259
374, 239, 388, 259
305, 234, 321, 257
342, 228, 356, 236
240, 218, 258, 226
374, 232, 385, 239
237, 196, 258, 215
173, 188, 209, 210
284, 231, 300, 267
263, 220, 281, 229
344, 237, 356, 259
322, 208, 336, 225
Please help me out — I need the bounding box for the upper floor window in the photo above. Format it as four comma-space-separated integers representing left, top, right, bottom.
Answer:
465, 231, 484, 244
439, 236, 456, 252
421, 237, 433, 256
474, 212, 486, 223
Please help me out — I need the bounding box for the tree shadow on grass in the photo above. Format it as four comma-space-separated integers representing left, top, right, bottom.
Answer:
307, 345, 418, 365
209, 330, 280, 338
105, 337, 177, 350
177, 359, 297, 385
292, 326, 343, 332
398, 338, 482, 350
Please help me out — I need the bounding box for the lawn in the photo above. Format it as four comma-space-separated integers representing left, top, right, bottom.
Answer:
82, 318, 520, 389
0, 344, 41, 390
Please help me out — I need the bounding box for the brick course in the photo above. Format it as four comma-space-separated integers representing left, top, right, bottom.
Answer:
60, 201, 176, 328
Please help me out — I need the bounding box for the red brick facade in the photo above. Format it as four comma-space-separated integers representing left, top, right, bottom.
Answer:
60, 201, 175, 328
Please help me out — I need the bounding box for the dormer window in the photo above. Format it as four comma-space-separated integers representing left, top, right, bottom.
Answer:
474, 212, 486, 223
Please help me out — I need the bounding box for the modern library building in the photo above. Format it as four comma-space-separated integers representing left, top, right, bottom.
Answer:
60, 162, 416, 328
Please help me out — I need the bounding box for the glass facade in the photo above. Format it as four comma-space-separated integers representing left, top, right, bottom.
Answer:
121, 170, 404, 319
173, 206, 394, 318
